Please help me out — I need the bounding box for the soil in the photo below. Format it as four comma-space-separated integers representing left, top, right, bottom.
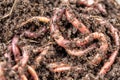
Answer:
0, 0, 120, 80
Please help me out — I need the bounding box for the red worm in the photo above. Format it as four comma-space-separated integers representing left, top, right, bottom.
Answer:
66, 43, 96, 56
95, 18, 120, 75
51, 8, 96, 57
81, 14, 119, 75
76, 32, 108, 65
12, 46, 29, 70
27, 65, 39, 80
12, 35, 21, 63
34, 46, 50, 66
76, 0, 95, 7
94, 3, 107, 14
24, 26, 47, 39
18, 67, 28, 80
70, 0, 106, 14
47, 62, 72, 72
65, 8, 90, 34
47, 62, 83, 72
0, 62, 6, 80
20, 46, 29, 67
4, 45, 12, 65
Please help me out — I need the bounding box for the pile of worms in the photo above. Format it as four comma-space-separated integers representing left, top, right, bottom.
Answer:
0, 0, 120, 80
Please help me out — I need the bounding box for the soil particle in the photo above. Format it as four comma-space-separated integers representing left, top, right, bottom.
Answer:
0, 0, 120, 80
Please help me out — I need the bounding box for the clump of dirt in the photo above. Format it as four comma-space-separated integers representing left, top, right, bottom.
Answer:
0, 0, 120, 80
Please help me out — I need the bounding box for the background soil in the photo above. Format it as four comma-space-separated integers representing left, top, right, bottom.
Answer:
0, 0, 120, 80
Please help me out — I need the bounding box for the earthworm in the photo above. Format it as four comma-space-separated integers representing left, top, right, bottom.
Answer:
47, 62, 83, 72
99, 50, 119, 75
76, 0, 95, 7
51, 8, 96, 56
20, 46, 30, 67
18, 16, 50, 28
70, 0, 106, 14
65, 8, 90, 34
12, 35, 21, 63
76, 32, 108, 65
12, 46, 30, 70
95, 18, 120, 75
0, 62, 6, 80
18, 67, 28, 80
81, 14, 119, 75
94, 3, 107, 14
34, 46, 50, 66
66, 43, 96, 56
24, 26, 47, 39
27, 65, 39, 80
0, 0, 18, 20
4, 46, 12, 64
47, 62, 72, 72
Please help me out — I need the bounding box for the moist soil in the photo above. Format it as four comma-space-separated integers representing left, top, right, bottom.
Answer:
0, 0, 120, 80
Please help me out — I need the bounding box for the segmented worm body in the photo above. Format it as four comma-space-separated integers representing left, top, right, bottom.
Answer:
65, 8, 90, 34
12, 36, 21, 63
47, 62, 82, 72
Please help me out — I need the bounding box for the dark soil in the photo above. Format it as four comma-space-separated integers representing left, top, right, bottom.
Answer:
0, 0, 120, 80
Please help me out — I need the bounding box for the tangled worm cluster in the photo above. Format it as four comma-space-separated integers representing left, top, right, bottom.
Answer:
0, 0, 119, 80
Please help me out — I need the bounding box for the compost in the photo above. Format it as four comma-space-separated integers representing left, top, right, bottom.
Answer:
0, 0, 120, 80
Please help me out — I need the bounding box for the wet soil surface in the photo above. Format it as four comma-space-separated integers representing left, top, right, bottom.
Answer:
0, 0, 120, 80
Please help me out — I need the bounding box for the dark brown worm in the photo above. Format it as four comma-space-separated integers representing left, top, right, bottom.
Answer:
12, 35, 21, 63
65, 8, 90, 34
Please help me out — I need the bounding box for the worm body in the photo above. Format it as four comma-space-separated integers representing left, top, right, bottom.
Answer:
27, 65, 39, 80
66, 8, 90, 34
12, 36, 21, 63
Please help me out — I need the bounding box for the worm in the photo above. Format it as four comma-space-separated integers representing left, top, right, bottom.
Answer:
18, 16, 50, 28
65, 8, 90, 34
76, 32, 108, 65
47, 62, 72, 72
47, 62, 83, 72
12, 35, 21, 63
24, 26, 47, 39
18, 67, 28, 80
70, 0, 106, 14
81, 14, 119, 75
66, 43, 96, 56
94, 3, 107, 14
34, 46, 50, 66
76, 0, 95, 7
20, 46, 30, 67
50, 8, 97, 57
99, 50, 119, 75
27, 65, 39, 80
0, 62, 6, 80
12, 46, 30, 70
95, 18, 120, 75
